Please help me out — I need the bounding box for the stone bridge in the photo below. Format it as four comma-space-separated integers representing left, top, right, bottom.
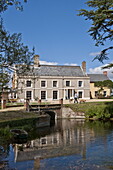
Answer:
26, 103, 63, 119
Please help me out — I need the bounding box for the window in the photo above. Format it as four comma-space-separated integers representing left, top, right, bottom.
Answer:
78, 91, 82, 98
66, 81, 70, 87
41, 138, 46, 145
53, 81, 57, 87
14, 93, 16, 98
26, 80, 31, 87
78, 81, 83, 87
41, 81, 46, 87
103, 91, 106, 97
26, 91, 32, 99
41, 91, 46, 99
95, 91, 98, 97
53, 91, 58, 99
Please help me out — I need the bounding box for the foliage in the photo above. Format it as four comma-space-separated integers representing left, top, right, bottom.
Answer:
94, 80, 113, 95
78, 0, 113, 67
67, 101, 113, 120
85, 104, 111, 119
0, 0, 35, 91
0, 71, 10, 90
0, 0, 27, 13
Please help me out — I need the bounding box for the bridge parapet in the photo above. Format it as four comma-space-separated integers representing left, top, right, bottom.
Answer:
25, 100, 63, 119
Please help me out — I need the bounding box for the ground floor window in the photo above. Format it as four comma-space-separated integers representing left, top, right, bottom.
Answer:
103, 91, 106, 97
26, 91, 32, 99
53, 91, 58, 99
78, 91, 82, 98
95, 91, 98, 97
41, 91, 46, 99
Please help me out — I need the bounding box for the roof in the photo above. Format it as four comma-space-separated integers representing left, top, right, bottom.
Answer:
18, 65, 88, 77
88, 74, 109, 82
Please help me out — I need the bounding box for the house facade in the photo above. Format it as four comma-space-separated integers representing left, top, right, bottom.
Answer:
12, 55, 90, 102
88, 72, 110, 98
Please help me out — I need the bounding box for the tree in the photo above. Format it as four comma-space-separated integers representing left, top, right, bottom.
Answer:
78, 0, 113, 68
0, 0, 27, 13
94, 80, 113, 97
0, 0, 35, 92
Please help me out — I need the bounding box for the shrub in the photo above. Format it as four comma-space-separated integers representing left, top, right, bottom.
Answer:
85, 105, 111, 119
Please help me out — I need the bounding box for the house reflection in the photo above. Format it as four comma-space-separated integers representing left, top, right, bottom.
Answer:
13, 119, 95, 168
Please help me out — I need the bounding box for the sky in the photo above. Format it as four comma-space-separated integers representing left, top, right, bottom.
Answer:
2, 0, 113, 80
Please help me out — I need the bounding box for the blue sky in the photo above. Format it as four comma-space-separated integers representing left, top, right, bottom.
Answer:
2, 0, 113, 79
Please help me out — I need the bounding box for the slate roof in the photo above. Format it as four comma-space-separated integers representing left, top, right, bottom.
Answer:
88, 74, 109, 82
19, 65, 87, 77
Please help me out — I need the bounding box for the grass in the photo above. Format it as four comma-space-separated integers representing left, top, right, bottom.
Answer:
0, 110, 38, 122
0, 101, 113, 123
65, 101, 113, 120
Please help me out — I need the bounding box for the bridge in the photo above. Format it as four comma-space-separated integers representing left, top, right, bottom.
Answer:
26, 102, 63, 119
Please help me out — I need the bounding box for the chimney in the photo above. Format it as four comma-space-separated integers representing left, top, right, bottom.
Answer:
34, 55, 40, 67
103, 71, 107, 76
82, 61, 86, 73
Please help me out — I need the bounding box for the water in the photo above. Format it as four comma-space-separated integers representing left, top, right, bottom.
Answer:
1, 119, 113, 170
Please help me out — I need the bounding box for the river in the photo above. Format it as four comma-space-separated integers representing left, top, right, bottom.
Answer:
0, 119, 113, 170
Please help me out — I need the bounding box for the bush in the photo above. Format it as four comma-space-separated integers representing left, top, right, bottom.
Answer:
85, 105, 111, 120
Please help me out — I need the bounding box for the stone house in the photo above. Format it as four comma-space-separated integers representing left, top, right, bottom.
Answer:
88, 72, 110, 98
12, 55, 90, 102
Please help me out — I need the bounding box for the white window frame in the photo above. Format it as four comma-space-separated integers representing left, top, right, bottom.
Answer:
78, 90, 84, 98
25, 90, 33, 100
78, 80, 84, 88
53, 90, 58, 100
26, 80, 32, 88
65, 80, 71, 87
40, 80, 47, 88
40, 90, 47, 100
52, 80, 58, 88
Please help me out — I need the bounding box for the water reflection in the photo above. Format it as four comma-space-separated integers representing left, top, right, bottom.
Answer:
1, 119, 113, 170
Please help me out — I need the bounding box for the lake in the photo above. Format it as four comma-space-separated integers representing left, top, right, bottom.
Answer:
1, 119, 113, 170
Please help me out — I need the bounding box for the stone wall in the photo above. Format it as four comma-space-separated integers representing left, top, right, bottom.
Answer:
62, 107, 85, 119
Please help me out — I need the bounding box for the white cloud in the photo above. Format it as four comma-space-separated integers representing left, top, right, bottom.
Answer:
40, 60, 77, 66
64, 63, 77, 66
88, 63, 113, 80
40, 60, 58, 65
89, 51, 101, 56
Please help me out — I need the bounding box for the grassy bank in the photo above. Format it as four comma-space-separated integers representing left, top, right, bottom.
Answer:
0, 101, 113, 123
65, 101, 113, 120
0, 110, 40, 128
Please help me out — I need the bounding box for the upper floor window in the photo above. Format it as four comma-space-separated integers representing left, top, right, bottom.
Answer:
26, 80, 31, 87
78, 81, 83, 87
66, 81, 70, 87
41, 81, 46, 87
53, 81, 57, 87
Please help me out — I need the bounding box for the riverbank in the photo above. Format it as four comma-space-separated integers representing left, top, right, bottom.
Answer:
0, 100, 113, 122
65, 101, 113, 120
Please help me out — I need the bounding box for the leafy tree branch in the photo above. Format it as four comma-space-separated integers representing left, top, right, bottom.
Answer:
78, 0, 113, 67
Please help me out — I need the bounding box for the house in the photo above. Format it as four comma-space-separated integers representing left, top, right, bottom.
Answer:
12, 55, 90, 102
88, 72, 110, 98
